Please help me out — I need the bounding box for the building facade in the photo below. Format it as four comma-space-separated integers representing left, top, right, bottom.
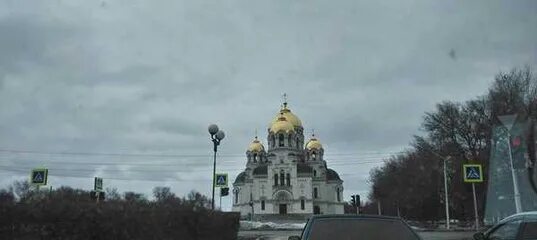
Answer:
232, 101, 344, 219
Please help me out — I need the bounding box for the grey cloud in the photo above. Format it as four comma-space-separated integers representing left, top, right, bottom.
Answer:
149, 117, 202, 136
0, 17, 68, 74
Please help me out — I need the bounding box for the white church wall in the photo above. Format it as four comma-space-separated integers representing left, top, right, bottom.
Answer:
321, 183, 337, 203
312, 182, 322, 200
295, 178, 312, 199
239, 184, 252, 204
335, 204, 344, 214
240, 205, 251, 217
291, 199, 313, 214
253, 179, 269, 199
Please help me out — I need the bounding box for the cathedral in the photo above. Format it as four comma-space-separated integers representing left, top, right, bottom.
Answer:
232, 101, 344, 219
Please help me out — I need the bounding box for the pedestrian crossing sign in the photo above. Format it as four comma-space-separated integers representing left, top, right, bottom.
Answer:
31, 168, 48, 186
463, 164, 483, 183
94, 177, 103, 192
215, 173, 228, 187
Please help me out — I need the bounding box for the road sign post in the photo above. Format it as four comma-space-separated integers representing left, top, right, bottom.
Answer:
94, 177, 103, 192
94, 177, 103, 203
31, 169, 48, 190
215, 173, 228, 210
219, 187, 229, 210
215, 173, 228, 187
463, 164, 483, 183
464, 164, 483, 230
471, 182, 479, 230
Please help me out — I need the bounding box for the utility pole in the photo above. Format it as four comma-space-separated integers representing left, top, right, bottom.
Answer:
443, 157, 451, 230
377, 201, 382, 215
427, 150, 451, 230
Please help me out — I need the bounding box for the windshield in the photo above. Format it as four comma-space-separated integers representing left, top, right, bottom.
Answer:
306, 218, 419, 240
0, 1, 536, 239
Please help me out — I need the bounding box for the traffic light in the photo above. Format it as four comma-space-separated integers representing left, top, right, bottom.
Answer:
511, 135, 528, 169
350, 195, 361, 207
220, 187, 229, 196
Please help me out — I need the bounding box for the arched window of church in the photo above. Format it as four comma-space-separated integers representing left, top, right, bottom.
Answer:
253, 154, 257, 162
337, 188, 341, 202
280, 171, 285, 186
313, 170, 317, 177
296, 138, 300, 149
300, 199, 305, 210
288, 135, 292, 147
274, 174, 278, 186
234, 190, 239, 204
278, 134, 284, 147
271, 135, 275, 147
314, 187, 318, 199
312, 152, 316, 160
286, 173, 291, 186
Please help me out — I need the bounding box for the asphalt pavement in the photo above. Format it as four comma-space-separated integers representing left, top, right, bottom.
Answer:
238, 230, 474, 240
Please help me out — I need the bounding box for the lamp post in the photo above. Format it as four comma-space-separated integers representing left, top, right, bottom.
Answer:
208, 124, 225, 210
442, 156, 452, 230
428, 149, 452, 230
498, 114, 522, 213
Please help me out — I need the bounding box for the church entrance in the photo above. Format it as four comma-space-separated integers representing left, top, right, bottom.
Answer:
274, 190, 292, 215
279, 204, 287, 214
313, 206, 320, 215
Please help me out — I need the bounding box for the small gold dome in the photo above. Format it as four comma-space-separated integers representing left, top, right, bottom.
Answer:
270, 115, 295, 133
248, 137, 265, 152
306, 137, 323, 150
270, 105, 302, 128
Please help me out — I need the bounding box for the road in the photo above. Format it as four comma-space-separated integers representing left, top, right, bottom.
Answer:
238, 230, 474, 240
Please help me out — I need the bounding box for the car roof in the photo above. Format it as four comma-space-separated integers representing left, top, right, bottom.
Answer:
309, 214, 403, 221
501, 211, 537, 222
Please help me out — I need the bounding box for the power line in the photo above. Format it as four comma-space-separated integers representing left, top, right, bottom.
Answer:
0, 168, 206, 183
0, 165, 242, 173
0, 157, 387, 166
0, 151, 391, 166
0, 148, 403, 158
0, 159, 384, 173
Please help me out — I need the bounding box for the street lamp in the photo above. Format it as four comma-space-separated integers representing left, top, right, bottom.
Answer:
498, 114, 522, 213
428, 149, 452, 230
442, 156, 452, 230
208, 124, 225, 210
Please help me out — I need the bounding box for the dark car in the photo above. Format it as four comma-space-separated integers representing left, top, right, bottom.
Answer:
288, 214, 422, 240
474, 211, 537, 240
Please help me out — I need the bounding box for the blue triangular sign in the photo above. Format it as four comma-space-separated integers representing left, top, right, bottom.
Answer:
33, 172, 43, 182
467, 168, 480, 179
217, 176, 225, 184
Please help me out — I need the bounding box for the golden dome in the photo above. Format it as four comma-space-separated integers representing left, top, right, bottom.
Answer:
270, 115, 295, 133
270, 104, 302, 128
248, 137, 265, 152
306, 137, 323, 150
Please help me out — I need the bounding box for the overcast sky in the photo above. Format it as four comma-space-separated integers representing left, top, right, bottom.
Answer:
0, 0, 536, 210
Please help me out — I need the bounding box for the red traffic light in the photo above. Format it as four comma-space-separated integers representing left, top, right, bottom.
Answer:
512, 136, 521, 147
